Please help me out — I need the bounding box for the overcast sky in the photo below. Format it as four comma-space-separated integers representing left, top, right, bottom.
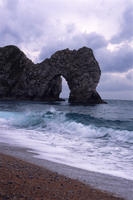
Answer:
0, 0, 133, 100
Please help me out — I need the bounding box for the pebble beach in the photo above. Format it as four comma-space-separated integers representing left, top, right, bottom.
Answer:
0, 153, 124, 200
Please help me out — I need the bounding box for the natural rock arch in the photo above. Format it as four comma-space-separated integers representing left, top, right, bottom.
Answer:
0, 45, 105, 104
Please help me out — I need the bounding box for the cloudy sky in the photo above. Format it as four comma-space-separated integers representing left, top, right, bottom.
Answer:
0, 0, 133, 100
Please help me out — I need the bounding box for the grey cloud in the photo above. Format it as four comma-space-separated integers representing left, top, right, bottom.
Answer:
98, 73, 133, 92
111, 6, 133, 44
0, 0, 49, 47
39, 41, 67, 61
4, 0, 19, 10
126, 70, 133, 80
95, 45, 133, 72
0, 26, 21, 46
73, 32, 108, 49
66, 24, 76, 34
39, 32, 108, 61
98, 90, 133, 100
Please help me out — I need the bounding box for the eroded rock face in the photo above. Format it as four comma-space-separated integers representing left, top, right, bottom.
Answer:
0, 45, 105, 104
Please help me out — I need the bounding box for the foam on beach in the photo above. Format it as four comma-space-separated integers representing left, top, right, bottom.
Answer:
0, 100, 133, 181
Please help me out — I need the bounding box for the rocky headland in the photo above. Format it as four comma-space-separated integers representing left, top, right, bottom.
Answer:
0, 45, 105, 104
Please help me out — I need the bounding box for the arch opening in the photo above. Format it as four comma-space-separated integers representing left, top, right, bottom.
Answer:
60, 76, 70, 100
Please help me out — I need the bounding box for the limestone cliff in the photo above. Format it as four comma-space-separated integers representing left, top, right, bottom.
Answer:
0, 45, 105, 104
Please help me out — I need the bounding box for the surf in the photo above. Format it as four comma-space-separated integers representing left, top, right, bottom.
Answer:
0, 100, 133, 180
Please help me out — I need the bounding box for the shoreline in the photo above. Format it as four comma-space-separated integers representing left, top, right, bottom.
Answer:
0, 142, 133, 200
0, 152, 123, 200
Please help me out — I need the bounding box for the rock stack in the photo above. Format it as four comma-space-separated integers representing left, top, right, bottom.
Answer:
0, 45, 105, 104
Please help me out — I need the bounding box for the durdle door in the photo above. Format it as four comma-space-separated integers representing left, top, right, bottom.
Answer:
0, 45, 105, 104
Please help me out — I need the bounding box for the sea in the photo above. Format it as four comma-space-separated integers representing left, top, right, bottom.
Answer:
0, 99, 133, 180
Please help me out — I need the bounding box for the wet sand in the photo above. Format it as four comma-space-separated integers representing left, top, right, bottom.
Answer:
0, 153, 124, 200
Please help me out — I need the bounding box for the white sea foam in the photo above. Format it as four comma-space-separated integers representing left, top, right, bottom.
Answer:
0, 105, 133, 180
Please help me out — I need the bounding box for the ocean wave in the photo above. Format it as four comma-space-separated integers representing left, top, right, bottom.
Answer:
66, 112, 133, 131
0, 102, 133, 180
2, 108, 132, 132
0, 108, 133, 145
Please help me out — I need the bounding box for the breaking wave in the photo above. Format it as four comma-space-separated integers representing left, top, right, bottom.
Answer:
0, 100, 133, 180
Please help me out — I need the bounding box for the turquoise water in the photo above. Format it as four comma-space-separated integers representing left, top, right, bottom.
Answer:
0, 100, 133, 180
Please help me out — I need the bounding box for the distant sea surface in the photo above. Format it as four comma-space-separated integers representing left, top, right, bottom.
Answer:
0, 99, 133, 180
